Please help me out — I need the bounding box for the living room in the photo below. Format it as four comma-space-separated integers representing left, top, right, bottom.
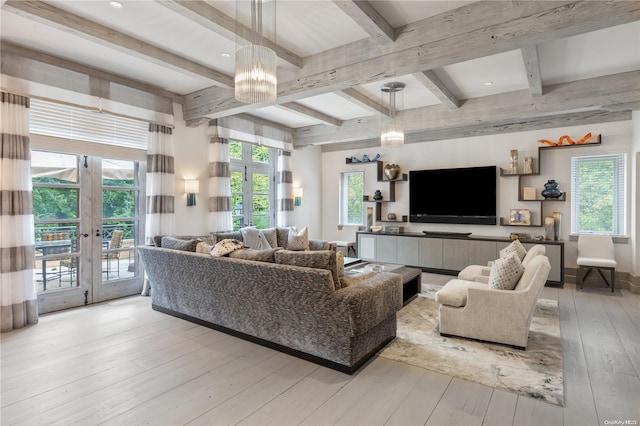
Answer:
2, 1, 640, 425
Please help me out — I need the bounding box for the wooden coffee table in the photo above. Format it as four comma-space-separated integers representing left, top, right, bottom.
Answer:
345, 262, 421, 305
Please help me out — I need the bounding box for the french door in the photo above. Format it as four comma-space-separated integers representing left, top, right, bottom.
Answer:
32, 151, 145, 313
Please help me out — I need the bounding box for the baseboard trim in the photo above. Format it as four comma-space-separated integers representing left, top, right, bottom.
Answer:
151, 304, 393, 374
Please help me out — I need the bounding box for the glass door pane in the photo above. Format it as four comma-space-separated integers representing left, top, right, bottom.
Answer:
231, 169, 245, 229
252, 172, 270, 228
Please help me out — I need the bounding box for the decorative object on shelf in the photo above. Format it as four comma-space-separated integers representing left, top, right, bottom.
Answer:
384, 163, 400, 180
509, 209, 531, 225
234, 0, 277, 104
509, 149, 518, 174
544, 216, 555, 240
541, 179, 564, 199
387, 212, 396, 220
373, 190, 383, 201
362, 154, 371, 162
538, 132, 593, 146
523, 187, 537, 200
366, 206, 373, 230
524, 156, 533, 174
552, 211, 561, 240
380, 82, 405, 147
350, 156, 361, 163
370, 225, 383, 232
348, 153, 381, 163
385, 226, 402, 233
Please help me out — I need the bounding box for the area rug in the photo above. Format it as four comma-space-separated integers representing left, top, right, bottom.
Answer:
379, 285, 564, 406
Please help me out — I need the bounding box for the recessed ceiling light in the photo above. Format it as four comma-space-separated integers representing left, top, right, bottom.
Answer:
110, 1, 123, 9
221, 52, 231, 58
484, 81, 493, 86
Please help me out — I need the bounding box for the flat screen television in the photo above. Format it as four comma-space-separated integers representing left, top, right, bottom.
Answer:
409, 165, 497, 225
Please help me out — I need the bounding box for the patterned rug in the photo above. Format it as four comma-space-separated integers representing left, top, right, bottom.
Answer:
379, 285, 564, 406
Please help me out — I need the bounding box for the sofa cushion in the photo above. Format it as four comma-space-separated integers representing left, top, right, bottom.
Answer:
212, 231, 242, 244
435, 279, 488, 307
500, 239, 526, 261
287, 227, 310, 251
211, 239, 244, 257
229, 247, 281, 263
488, 254, 524, 290
275, 249, 341, 290
240, 226, 272, 249
336, 250, 345, 277
195, 241, 214, 254
161, 236, 200, 252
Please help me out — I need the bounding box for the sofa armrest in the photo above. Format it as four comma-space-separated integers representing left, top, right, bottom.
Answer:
333, 272, 402, 337
474, 275, 489, 284
309, 239, 336, 250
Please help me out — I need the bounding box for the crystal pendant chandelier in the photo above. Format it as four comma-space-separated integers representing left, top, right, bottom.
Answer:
235, 0, 277, 104
381, 82, 405, 147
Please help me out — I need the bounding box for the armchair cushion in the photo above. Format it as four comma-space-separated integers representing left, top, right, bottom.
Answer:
435, 279, 488, 307
488, 254, 524, 290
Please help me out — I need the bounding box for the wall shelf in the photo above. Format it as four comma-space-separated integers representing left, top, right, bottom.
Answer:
499, 135, 601, 227
348, 159, 408, 223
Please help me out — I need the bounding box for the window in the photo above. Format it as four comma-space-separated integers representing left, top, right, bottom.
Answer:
339, 171, 364, 225
230, 140, 277, 230
571, 154, 626, 236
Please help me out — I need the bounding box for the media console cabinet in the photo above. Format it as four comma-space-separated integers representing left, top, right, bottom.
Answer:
356, 231, 564, 286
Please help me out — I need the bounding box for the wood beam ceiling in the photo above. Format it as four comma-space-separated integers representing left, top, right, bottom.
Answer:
182, 1, 640, 121
412, 70, 460, 110
521, 46, 543, 96
332, 0, 395, 44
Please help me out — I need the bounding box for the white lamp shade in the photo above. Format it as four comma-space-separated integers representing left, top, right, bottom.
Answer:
184, 179, 200, 194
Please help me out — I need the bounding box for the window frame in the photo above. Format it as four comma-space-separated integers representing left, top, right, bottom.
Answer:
229, 140, 277, 230
570, 153, 627, 237
339, 171, 365, 226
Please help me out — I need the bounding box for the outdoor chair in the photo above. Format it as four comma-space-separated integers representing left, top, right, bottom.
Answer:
59, 238, 79, 285
104, 230, 124, 279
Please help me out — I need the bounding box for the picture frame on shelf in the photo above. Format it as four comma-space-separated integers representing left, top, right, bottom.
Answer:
509, 209, 531, 225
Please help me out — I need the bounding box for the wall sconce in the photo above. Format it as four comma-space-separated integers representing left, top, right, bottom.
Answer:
294, 187, 303, 207
184, 179, 199, 207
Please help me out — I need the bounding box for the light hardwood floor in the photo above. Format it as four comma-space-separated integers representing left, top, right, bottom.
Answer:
2, 274, 639, 426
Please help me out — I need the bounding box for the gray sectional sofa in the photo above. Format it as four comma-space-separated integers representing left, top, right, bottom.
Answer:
137, 239, 403, 374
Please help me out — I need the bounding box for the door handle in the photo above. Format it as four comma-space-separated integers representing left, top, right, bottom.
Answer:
95, 229, 102, 237
80, 233, 89, 238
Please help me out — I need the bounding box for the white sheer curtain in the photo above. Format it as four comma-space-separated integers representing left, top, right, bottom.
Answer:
208, 121, 232, 232
142, 123, 175, 296
1, 92, 38, 332
277, 151, 294, 227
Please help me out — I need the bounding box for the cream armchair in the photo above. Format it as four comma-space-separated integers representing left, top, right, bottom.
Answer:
436, 255, 551, 349
457, 244, 546, 282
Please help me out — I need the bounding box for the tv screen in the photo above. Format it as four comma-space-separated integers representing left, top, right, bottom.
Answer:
409, 165, 497, 225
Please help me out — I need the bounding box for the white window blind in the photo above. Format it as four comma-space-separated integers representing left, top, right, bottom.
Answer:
29, 99, 149, 149
339, 171, 364, 226
570, 153, 626, 236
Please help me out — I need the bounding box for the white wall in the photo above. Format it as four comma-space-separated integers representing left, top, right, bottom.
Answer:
291, 145, 323, 240
300, 121, 636, 274
172, 104, 210, 235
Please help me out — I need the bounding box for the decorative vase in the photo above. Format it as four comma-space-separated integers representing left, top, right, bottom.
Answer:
366, 207, 373, 230
544, 216, 555, 241
541, 180, 563, 199
509, 150, 518, 174
384, 164, 400, 180
552, 211, 561, 240
373, 190, 383, 201
387, 212, 396, 220
524, 157, 533, 174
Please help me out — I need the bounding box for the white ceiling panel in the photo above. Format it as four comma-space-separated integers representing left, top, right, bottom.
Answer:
538, 21, 640, 85
248, 106, 319, 128
370, 0, 476, 27
358, 75, 442, 109
436, 50, 530, 100
296, 93, 374, 121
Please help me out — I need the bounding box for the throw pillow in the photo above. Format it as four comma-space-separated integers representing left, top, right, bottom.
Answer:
161, 236, 200, 252
260, 228, 279, 249
195, 242, 214, 254
229, 247, 281, 263
499, 239, 526, 260
240, 226, 272, 250
488, 253, 524, 290
211, 239, 244, 257
287, 227, 309, 251
274, 249, 341, 290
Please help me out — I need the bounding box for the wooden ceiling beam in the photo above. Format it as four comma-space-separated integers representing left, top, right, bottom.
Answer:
279, 103, 343, 127
318, 109, 631, 152
183, 1, 640, 120
155, 0, 302, 68
294, 71, 640, 146
521, 46, 543, 96
332, 0, 395, 44
336, 88, 389, 117
2, 0, 235, 88
412, 70, 460, 110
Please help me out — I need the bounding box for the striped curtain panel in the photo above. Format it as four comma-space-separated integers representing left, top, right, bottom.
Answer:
277, 151, 294, 227
208, 134, 232, 232
0, 92, 38, 332
145, 123, 175, 242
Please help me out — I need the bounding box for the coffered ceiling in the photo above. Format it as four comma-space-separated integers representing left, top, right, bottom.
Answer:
1, 1, 639, 151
